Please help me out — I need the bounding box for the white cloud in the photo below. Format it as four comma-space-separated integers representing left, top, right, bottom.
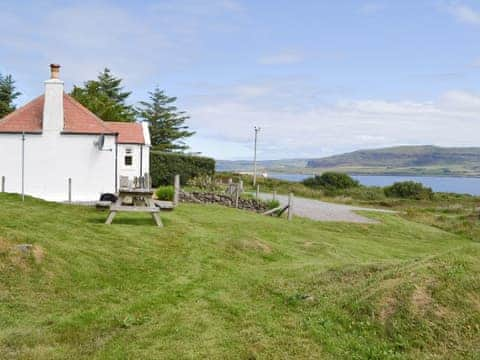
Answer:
447, 3, 480, 25
259, 50, 304, 65
0, 0, 246, 99
188, 88, 480, 159
472, 57, 480, 67
234, 85, 272, 98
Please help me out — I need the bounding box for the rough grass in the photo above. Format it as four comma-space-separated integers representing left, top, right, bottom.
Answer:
235, 173, 480, 243
0, 193, 479, 359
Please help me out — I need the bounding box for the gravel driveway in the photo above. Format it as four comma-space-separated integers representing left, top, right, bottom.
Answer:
258, 193, 395, 223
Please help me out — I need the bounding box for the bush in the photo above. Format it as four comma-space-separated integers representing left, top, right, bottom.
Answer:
150, 152, 215, 187
384, 181, 434, 200
303, 172, 359, 190
155, 186, 175, 201
187, 175, 225, 192
264, 199, 280, 210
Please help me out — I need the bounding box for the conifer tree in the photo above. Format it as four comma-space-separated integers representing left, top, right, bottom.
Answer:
137, 87, 195, 152
0, 73, 21, 118
71, 68, 135, 122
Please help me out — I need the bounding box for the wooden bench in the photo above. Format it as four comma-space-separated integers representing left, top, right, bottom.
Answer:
106, 205, 162, 227
154, 200, 175, 210
104, 179, 163, 227
96, 200, 112, 210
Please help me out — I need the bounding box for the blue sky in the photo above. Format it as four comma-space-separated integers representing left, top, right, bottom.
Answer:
1, 0, 480, 159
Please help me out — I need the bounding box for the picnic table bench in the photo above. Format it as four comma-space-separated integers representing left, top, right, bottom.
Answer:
105, 188, 163, 227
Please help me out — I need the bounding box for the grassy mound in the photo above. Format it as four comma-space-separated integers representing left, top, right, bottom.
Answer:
0, 193, 478, 359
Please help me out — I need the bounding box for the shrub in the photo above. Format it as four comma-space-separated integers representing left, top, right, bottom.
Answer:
343, 186, 385, 201
303, 172, 359, 190
150, 152, 215, 187
265, 199, 280, 210
155, 186, 174, 201
384, 181, 434, 200
187, 175, 225, 192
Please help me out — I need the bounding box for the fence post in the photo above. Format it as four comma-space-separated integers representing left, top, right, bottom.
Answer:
272, 190, 276, 201
287, 192, 294, 221
174, 174, 180, 206
144, 172, 151, 190
1, 176, 4, 193
256, 184, 260, 200
68, 178, 72, 203
235, 184, 240, 208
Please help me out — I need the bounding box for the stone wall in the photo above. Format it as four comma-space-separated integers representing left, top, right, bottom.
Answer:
179, 191, 269, 213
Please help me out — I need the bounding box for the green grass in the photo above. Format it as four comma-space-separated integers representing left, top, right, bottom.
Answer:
0, 193, 479, 359
228, 173, 480, 243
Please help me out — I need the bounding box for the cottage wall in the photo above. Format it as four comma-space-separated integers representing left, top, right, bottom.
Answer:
0, 132, 116, 201
117, 143, 150, 183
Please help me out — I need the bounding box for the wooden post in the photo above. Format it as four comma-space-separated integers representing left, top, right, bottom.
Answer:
239, 180, 243, 193
1, 176, 4, 193
256, 184, 260, 200
144, 173, 151, 190
235, 184, 240, 208
68, 178, 72, 203
287, 192, 294, 221
174, 174, 180, 206
228, 178, 232, 185
105, 210, 117, 225
272, 190, 276, 201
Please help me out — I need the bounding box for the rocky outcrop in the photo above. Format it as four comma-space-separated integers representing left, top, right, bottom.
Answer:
179, 191, 269, 213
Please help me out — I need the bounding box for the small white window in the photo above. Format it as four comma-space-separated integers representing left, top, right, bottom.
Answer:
125, 148, 133, 154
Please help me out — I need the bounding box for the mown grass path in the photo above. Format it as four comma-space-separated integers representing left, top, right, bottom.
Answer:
0, 193, 479, 359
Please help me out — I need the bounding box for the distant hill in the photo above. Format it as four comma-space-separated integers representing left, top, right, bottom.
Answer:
307, 146, 480, 168
218, 146, 480, 177
216, 158, 308, 172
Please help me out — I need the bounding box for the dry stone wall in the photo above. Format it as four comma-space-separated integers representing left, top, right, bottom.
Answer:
179, 191, 269, 213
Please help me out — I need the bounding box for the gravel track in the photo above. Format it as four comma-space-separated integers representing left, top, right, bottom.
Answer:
258, 193, 395, 223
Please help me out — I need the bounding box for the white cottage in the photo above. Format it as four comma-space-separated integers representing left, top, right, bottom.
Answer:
0, 64, 151, 201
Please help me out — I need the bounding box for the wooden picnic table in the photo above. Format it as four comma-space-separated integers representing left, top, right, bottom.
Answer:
105, 188, 163, 227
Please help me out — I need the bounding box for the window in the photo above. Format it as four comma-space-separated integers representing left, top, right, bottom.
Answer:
125, 155, 133, 166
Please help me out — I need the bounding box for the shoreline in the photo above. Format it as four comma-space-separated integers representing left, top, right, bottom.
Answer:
218, 169, 480, 179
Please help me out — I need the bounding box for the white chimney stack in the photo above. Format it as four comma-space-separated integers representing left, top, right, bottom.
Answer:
43, 64, 64, 132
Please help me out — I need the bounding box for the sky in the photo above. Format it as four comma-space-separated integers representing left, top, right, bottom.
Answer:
1, 0, 480, 160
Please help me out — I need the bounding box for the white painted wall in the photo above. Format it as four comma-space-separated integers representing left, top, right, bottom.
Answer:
117, 143, 150, 183
0, 132, 116, 201
142, 122, 151, 146
43, 78, 64, 131
0, 76, 152, 202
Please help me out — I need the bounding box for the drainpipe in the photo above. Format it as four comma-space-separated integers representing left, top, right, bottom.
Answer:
21, 132, 25, 201
114, 139, 118, 193
140, 144, 143, 177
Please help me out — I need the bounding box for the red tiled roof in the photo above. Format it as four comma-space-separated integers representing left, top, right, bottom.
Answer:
0, 93, 135, 137
63, 94, 115, 134
107, 122, 145, 144
0, 95, 43, 133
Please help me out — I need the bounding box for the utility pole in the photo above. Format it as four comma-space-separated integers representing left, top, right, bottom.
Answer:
253, 126, 261, 186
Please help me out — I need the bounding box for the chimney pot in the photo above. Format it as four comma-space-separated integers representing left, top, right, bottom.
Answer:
50, 64, 61, 79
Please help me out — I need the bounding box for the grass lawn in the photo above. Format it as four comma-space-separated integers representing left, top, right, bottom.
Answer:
0, 193, 479, 359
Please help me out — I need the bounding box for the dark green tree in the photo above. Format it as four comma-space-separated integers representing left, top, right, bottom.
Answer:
137, 87, 195, 152
70, 68, 135, 122
96, 68, 131, 104
0, 73, 21, 118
